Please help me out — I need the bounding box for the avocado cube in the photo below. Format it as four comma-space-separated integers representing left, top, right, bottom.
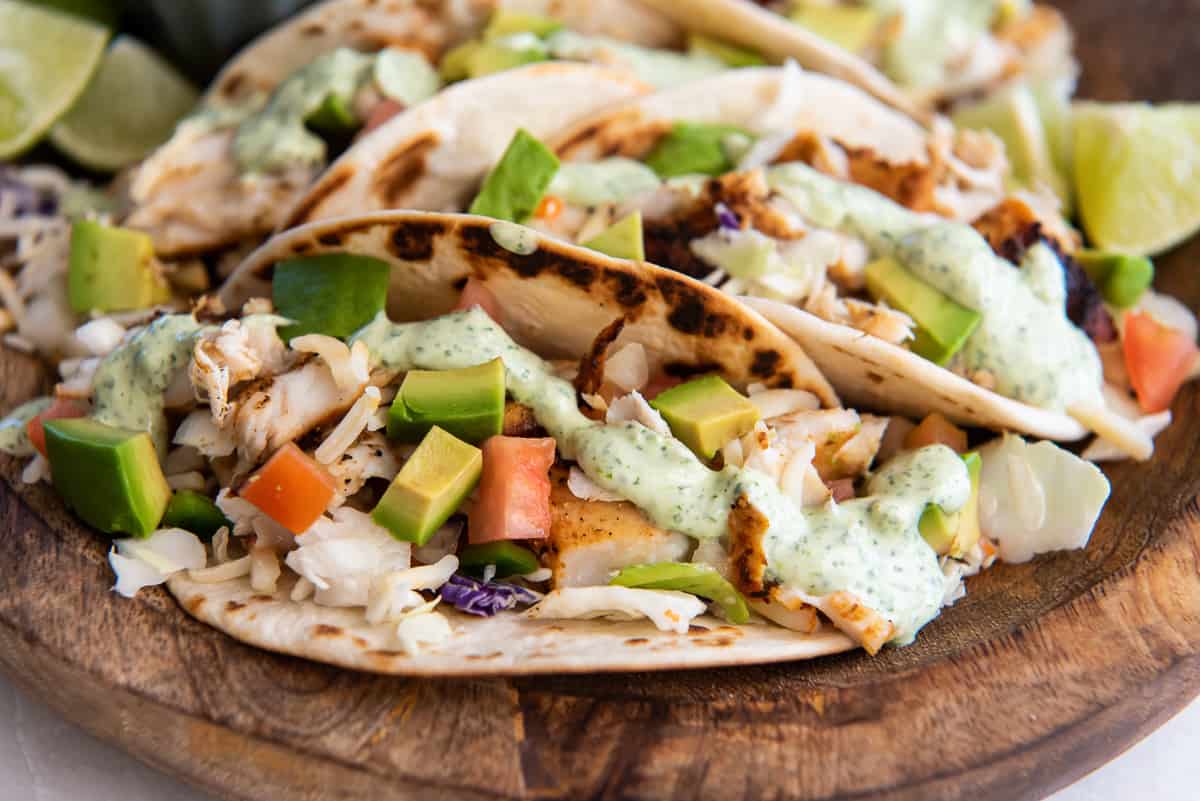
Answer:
162, 490, 231, 541
788, 3, 881, 53
272, 253, 391, 340
68, 220, 170, 314
372, 426, 483, 545
865, 257, 982, 366
582, 212, 645, 261
483, 10, 564, 40
440, 40, 481, 81
468, 129, 560, 223
306, 92, 358, 132
387, 358, 506, 444
650, 375, 760, 460
1074, 250, 1154, 309
43, 418, 171, 538
919, 451, 982, 557
467, 41, 548, 79
644, 122, 753, 179
686, 34, 767, 67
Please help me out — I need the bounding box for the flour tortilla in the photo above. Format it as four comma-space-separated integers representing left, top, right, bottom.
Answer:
745, 298, 1089, 442
193, 211, 852, 674
221, 210, 837, 405
636, 0, 924, 121
285, 65, 933, 230
281, 62, 652, 229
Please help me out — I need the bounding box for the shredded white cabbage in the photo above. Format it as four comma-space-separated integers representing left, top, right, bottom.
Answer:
977, 434, 1111, 563
396, 609, 453, 655
175, 410, 237, 458
284, 507, 414, 608
74, 318, 126, 357
315, 386, 381, 465
526, 586, 707, 634
110, 528, 207, 598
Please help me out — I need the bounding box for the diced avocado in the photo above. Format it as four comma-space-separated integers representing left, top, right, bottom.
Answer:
468, 128, 560, 222
468, 40, 548, 78
306, 92, 357, 132
439, 40, 481, 81
865, 257, 982, 366
483, 10, 563, 40
459, 541, 539, 578
788, 3, 881, 53
611, 562, 750, 624
919, 451, 982, 558
43, 418, 170, 538
372, 426, 483, 545
162, 490, 230, 541
68, 220, 170, 314
650, 375, 760, 460
1075, 250, 1154, 309
387, 358, 506, 444
643, 122, 753, 179
582, 211, 645, 261
686, 33, 767, 67
272, 253, 391, 340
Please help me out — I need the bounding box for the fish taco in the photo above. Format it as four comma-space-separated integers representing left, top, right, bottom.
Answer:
1, 211, 1112, 673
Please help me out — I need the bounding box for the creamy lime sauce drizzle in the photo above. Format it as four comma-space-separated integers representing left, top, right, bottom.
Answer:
768, 163, 1103, 410
353, 307, 965, 642
549, 158, 662, 206
90, 314, 206, 456
0, 397, 52, 456
489, 221, 540, 255
545, 31, 727, 89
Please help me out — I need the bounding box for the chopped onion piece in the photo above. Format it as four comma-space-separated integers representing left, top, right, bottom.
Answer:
604, 343, 649, 392
748, 388, 820, 420
188, 556, 252, 583
110, 528, 207, 598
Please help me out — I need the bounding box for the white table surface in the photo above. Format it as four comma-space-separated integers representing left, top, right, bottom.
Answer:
0, 672, 1194, 801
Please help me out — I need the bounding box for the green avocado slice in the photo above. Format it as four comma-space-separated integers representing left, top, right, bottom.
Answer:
372, 426, 483, 545
387, 358, 506, 444
43, 418, 170, 538
643, 121, 754, 179
272, 252, 391, 340
865, 257, 983, 366
68, 220, 170, 314
583, 211, 645, 261
469, 128, 560, 222
650, 375, 760, 460
611, 562, 750, 624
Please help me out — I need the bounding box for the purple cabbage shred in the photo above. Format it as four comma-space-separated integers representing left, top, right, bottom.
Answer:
0, 170, 58, 218
438, 573, 540, 617
715, 202, 741, 231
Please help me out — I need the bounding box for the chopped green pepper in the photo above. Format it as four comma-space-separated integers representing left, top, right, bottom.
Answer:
459, 541, 539, 578
162, 490, 231, 541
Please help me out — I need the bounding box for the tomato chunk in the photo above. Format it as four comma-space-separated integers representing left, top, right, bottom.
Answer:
904, 412, 968, 453
535, 195, 563, 221
27, 398, 87, 458
1123, 310, 1199, 413
468, 436, 556, 544
360, 99, 405, 136
239, 443, 337, 534
454, 278, 503, 324
641, 372, 682, 401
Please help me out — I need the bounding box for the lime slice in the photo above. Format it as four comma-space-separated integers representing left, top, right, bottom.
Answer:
0, 0, 108, 159
1073, 102, 1200, 256
50, 36, 198, 172
953, 83, 1070, 207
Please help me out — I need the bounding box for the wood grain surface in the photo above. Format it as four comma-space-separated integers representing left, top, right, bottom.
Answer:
2, 2, 1199, 800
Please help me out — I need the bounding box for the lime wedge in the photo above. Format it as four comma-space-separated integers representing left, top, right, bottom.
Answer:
953, 83, 1070, 207
50, 36, 199, 172
0, 0, 109, 159
1073, 102, 1200, 256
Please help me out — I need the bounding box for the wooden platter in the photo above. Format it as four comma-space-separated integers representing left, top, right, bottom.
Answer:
2, 2, 1199, 799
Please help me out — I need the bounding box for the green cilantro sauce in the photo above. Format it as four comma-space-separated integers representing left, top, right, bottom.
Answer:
90, 314, 207, 456
548, 158, 662, 206
0, 397, 52, 456
768, 163, 1103, 410
545, 31, 727, 89
352, 306, 967, 642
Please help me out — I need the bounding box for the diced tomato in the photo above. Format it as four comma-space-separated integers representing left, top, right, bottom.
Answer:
641, 372, 682, 400
1123, 310, 1199, 413
27, 398, 87, 458
239, 443, 337, 535
454, 278, 503, 324
904, 412, 967, 453
535, 195, 563, 222
468, 436, 556, 544
360, 99, 405, 137
825, 478, 856, 503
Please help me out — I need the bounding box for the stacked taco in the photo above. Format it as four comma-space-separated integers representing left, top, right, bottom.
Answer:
1, 0, 1196, 674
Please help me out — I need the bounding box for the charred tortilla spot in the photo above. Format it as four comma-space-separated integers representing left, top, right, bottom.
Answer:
374, 132, 440, 207
285, 166, 354, 227
743, 327, 755, 341
313, 624, 343, 638
300, 22, 325, 36
218, 72, 246, 99
663, 360, 720, 379
317, 232, 343, 248
459, 224, 558, 278
656, 275, 732, 338
225, 601, 247, 613
624, 638, 650, 646
367, 649, 406, 660
465, 651, 504, 660
352, 636, 369, 649
250, 595, 275, 603
603, 268, 647, 308
557, 261, 596, 288
186, 596, 206, 613
867, 371, 886, 384
750, 349, 782, 378
388, 219, 445, 261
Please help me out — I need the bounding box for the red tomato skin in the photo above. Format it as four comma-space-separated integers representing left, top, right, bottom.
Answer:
360, 99, 405, 136
469, 436, 556, 544
27, 398, 87, 457
454, 278, 503, 325
1123, 311, 1198, 413
239, 443, 337, 535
